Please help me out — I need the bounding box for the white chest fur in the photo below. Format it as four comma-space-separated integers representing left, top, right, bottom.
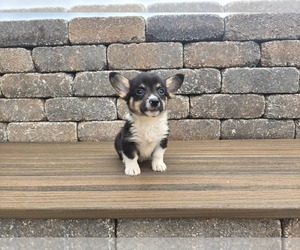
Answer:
127, 112, 169, 161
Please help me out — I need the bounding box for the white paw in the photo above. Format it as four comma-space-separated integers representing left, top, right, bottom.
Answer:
152, 160, 167, 172
125, 164, 141, 176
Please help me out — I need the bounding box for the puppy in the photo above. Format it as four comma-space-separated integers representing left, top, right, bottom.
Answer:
109, 72, 184, 176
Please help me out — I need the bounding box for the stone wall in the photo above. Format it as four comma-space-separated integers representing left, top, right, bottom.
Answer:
1, 14, 300, 142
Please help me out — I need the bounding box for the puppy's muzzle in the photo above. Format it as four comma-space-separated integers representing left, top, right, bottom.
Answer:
149, 98, 160, 108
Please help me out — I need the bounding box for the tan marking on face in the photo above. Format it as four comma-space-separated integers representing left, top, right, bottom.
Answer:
129, 97, 142, 114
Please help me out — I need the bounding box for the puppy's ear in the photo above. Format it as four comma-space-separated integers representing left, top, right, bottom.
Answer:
109, 72, 130, 99
166, 74, 184, 98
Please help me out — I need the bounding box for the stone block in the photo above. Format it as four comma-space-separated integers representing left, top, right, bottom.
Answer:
146, 15, 224, 42
147, 2, 223, 12
222, 68, 299, 94
78, 121, 125, 141
0, 20, 68, 48
169, 119, 220, 140
184, 42, 260, 68
70, 4, 145, 12
0, 99, 45, 122
0, 48, 34, 73
225, 0, 300, 13
45, 97, 117, 121
0, 7, 67, 12
225, 13, 300, 41
261, 41, 300, 67
150, 69, 221, 94
117, 218, 281, 237
74, 70, 140, 97
296, 121, 300, 138
266, 95, 300, 118
282, 219, 300, 237
69, 17, 145, 44
1, 73, 73, 98
8, 122, 77, 142
117, 95, 189, 120
190, 94, 265, 119
221, 119, 295, 139
0, 219, 114, 237
33, 45, 106, 72
0, 123, 7, 141
108, 43, 183, 70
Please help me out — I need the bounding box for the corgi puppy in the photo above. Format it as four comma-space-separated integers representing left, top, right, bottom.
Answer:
109, 72, 184, 176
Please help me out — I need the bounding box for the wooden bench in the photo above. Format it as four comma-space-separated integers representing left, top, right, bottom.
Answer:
1, 140, 299, 219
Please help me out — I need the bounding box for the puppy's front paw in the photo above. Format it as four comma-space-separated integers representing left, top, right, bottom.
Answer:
152, 160, 167, 172
125, 163, 141, 176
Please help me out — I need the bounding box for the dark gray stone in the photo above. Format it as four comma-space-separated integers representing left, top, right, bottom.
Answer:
225, 13, 300, 41
147, 2, 223, 12
282, 219, 300, 237
0, 19, 68, 48
190, 94, 265, 119
225, 0, 300, 13
0, 219, 115, 237
33, 45, 106, 73
74, 70, 140, 97
117, 218, 281, 237
222, 68, 299, 94
0, 123, 7, 141
169, 119, 220, 140
8, 122, 77, 142
78, 121, 125, 141
45, 97, 117, 121
0, 48, 34, 73
146, 15, 224, 42
266, 94, 300, 118
150, 69, 221, 94
0, 99, 45, 122
69, 17, 145, 44
184, 42, 260, 68
261, 41, 300, 67
108, 43, 182, 70
1, 73, 73, 98
221, 119, 295, 139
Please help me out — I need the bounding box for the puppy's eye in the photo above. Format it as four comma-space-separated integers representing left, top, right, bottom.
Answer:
136, 88, 145, 96
158, 88, 165, 95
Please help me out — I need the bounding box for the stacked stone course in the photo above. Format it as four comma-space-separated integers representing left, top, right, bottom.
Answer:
0, 14, 300, 142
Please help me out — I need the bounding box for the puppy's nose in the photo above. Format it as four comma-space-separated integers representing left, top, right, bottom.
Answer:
149, 98, 159, 107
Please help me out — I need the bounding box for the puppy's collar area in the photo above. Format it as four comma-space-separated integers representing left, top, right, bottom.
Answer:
126, 110, 168, 121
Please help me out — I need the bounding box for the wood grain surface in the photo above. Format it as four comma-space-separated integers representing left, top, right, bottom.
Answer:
0, 140, 299, 219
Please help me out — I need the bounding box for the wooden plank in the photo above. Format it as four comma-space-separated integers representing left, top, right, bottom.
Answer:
0, 140, 300, 219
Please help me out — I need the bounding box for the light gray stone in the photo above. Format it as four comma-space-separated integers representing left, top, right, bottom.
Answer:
169, 119, 220, 140
78, 121, 125, 141
69, 17, 145, 44
222, 68, 299, 94
190, 94, 265, 119
0, 48, 34, 73
261, 41, 300, 67
146, 15, 224, 42
45, 97, 117, 121
266, 94, 300, 118
225, 13, 300, 41
70, 4, 145, 12
117, 218, 281, 237
33, 45, 106, 73
0, 219, 115, 237
1, 73, 73, 98
221, 119, 295, 139
184, 42, 260, 68
0, 123, 7, 141
8, 122, 77, 142
150, 69, 221, 94
0, 99, 45, 122
147, 2, 223, 12
108, 43, 183, 70
0, 19, 68, 48
74, 71, 140, 97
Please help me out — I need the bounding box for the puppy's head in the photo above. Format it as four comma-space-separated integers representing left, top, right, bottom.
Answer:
109, 72, 184, 117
